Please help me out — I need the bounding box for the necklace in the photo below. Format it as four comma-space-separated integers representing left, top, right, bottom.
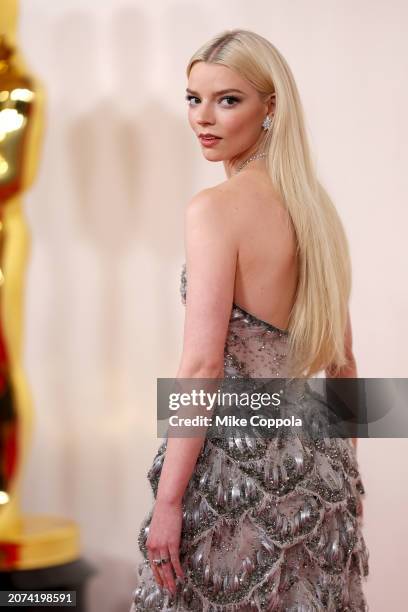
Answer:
235, 152, 267, 174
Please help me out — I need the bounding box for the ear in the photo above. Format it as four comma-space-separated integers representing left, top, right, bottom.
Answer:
266, 93, 276, 116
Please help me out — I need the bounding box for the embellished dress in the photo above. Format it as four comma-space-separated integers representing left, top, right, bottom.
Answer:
130, 262, 369, 612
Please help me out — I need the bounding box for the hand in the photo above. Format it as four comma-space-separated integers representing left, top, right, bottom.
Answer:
146, 499, 185, 596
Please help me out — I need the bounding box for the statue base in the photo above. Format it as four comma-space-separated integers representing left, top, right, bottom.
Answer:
0, 558, 97, 611
0, 514, 80, 570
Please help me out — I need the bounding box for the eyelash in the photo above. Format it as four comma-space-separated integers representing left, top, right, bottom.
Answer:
185, 95, 240, 107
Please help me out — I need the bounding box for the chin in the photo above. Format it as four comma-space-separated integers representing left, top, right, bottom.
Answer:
202, 151, 223, 161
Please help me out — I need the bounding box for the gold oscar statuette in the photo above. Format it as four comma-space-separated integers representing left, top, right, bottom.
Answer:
0, 1, 80, 571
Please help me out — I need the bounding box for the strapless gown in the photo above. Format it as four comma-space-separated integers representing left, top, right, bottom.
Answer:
129, 263, 369, 611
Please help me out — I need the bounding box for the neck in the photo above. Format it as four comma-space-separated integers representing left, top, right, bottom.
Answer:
223, 153, 267, 178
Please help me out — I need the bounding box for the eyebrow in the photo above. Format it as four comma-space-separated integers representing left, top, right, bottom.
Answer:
185, 88, 246, 96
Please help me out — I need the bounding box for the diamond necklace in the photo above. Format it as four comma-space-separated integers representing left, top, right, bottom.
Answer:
235, 152, 267, 174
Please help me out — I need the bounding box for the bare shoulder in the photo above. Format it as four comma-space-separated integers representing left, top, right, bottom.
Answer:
185, 173, 287, 245
185, 184, 240, 244
213, 173, 285, 228
186, 183, 233, 216
186, 174, 261, 220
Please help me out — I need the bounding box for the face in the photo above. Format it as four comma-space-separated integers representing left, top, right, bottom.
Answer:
186, 61, 274, 169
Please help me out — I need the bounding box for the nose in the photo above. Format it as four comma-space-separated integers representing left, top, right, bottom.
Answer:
196, 103, 215, 126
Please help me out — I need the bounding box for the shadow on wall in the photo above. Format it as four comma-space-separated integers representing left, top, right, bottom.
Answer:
20, 2, 213, 612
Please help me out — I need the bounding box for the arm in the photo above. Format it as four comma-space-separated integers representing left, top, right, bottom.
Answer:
156, 188, 238, 505
325, 308, 358, 450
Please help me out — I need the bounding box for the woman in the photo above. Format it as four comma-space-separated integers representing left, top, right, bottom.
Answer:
130, 29, 369, 611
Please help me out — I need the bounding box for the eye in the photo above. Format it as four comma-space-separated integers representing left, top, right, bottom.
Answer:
185, 95, 199, 106
220, 96, 239, 106
185, 95, 240, 107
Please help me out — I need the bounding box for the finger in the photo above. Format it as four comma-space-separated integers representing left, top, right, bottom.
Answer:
169, 544, 185, 581
149, 548, 172, 594
357, 498, 364, 520
147, 549, 164, 589
160, 548, 176, 595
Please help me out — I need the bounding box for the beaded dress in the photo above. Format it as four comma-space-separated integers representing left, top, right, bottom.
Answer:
130, 262, 369, 612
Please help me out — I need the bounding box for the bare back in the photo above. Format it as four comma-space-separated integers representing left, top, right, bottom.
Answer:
216, 170, 298, 332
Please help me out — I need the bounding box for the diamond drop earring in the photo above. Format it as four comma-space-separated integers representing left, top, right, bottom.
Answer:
262, 115, 272, 131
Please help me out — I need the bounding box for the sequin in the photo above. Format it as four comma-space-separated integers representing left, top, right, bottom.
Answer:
129, 263, 369, 612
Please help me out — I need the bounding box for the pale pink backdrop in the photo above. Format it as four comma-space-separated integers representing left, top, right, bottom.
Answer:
18, 0, 408, 610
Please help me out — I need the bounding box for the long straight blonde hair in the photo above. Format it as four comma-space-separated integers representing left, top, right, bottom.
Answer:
186, 29, 353, 378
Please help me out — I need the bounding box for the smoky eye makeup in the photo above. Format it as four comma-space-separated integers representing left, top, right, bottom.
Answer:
185, 95, 241, 106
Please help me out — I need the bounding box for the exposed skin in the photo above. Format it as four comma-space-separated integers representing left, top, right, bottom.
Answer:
185, 61, 275, 178
145, 62, 360, 596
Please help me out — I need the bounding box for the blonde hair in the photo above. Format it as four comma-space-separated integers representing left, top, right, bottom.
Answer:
186, 29, 352, 377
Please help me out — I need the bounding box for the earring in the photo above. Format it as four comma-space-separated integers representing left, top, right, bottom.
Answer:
262, 115, 272, 131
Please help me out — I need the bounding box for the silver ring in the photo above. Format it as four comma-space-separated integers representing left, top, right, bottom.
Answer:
152, 557, 170, 566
